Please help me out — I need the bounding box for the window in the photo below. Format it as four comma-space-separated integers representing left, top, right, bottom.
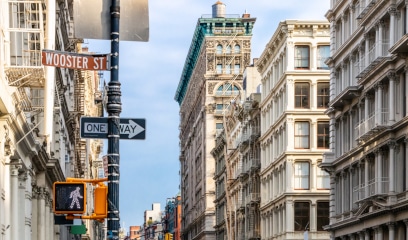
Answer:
295, 83, 310, 108
234, 45, 240, 53
226, 45, 231, 54
295, 45, 310, 69
294, 122, 310, 149
317, 121, 329, 149
294, 202, 310, 231
216, 84, 240, 96
317, 82, 329, 108
226, 64, 231, 74
294, 162, 310, 189
317, 202, 329, 231
215, 104, 224, 114
217, 64, 222, 74
234, 64, 240, 74
216, 45, 223, 54
317, 163, 330, 189
216, 123, 223, 129
317, 45, 330, 70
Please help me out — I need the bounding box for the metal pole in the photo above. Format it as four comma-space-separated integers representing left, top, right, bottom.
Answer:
107, 0, 121, 239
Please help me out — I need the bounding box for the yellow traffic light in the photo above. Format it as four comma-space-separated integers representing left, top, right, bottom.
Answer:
168, 233, 173, 240
94, 183, 108, 217
53, 182, 86, 214
165, 233, 169, 240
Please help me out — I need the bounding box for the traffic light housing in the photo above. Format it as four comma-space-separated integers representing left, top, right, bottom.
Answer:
53, 182, 86, 214
165, 233, 173, 240
94, 183, 108, 217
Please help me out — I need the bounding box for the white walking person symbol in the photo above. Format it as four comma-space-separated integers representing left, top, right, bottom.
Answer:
69, 186, 83, 209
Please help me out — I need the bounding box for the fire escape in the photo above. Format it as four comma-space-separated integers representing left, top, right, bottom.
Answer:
5, 0, 86, 178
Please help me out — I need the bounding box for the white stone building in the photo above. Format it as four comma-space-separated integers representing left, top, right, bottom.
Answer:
322, 0, 408, 239
174, 2, 256, 240
256, 20, 331, 240
0, 1, 104, 239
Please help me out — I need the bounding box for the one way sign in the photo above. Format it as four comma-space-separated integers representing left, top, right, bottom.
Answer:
80, 117, 146, 140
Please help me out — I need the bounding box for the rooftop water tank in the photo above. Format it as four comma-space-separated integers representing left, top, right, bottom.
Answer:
212, 1, 226, 18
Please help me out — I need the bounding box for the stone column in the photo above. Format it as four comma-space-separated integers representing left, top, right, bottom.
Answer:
377, 21, 384, 57
405, 0, 408, 34
365, 158, 369, 198
405, 138, 408, 191
388, 222, 395, 240
10, 163, 19, 240
364, 34, 370, 68
389, 6, 396, 46
37, 187, 46, 240
310, 202, 316, 232
388, 141, 396, 194
286, 200, 294, 232
389, 72, 396, 122
31, 187, 38, 240
364, 229, 370, 240
375, 149, 383, 194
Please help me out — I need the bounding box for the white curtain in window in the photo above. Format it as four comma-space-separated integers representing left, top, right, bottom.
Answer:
294, 162, 309, 189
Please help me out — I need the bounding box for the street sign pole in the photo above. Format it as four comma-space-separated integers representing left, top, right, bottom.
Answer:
107, 0, 121, 239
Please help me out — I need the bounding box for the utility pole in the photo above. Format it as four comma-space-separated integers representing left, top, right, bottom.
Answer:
107, 0, 121, 238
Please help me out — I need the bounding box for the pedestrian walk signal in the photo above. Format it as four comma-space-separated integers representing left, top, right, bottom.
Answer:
53, 182, 86, 214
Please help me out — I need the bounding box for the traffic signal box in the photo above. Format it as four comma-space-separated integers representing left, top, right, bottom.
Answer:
165, 233, 173, 240
53, 178, 108, 221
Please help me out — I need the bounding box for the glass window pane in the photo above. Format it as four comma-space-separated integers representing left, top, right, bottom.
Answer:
295, 46, 310, 69
295, 83, 310, 108
317, 45, 330, 70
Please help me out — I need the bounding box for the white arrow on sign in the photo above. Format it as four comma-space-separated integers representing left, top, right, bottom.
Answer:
120, 120, 145, 138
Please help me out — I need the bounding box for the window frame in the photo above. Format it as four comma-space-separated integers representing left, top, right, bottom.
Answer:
294, 121, 310, 149
317, 121, 329, 149
316, 161, 330, 189
294, 201, 310, 231
316, 201, 329, 231
295, 82, 310, 109
295, 45, 310, 69
317, 82, 329, 108
317, 45, 330, 70
294, 161, 310, 190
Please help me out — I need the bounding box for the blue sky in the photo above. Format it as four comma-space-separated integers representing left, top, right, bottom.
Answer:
85, 0, 330, 230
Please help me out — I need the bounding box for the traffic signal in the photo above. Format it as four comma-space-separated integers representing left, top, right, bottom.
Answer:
94, 183, 108, 217
168, 233, 173, 240
165, 233, 173, 240
53, 182, 86, 214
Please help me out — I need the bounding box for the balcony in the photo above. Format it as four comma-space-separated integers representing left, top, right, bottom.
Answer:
353, 177, 389, 202
356, 42, 389, 80
355, 110, 390, 140
330, 86, 361, 108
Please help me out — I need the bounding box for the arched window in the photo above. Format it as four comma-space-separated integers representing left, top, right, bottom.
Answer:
234, 45, 240, 53
216, 45, 223, 54
216, 84, 240, 96
226, 45, 231, 54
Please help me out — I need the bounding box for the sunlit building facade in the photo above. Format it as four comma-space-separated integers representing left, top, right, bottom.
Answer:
256, 20, 331, 240
322, 0, 408, 239
175, 2, 256, 240
0, 1, 104, 239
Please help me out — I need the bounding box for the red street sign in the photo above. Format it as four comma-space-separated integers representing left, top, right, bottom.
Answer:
41, 49, 109, 70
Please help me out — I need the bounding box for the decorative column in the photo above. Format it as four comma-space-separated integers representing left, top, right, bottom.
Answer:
31, 186, 38, 240
10, 162, 19, 240
364, 34, 370, 68
405, 68, 408, 116
405, 138, 408, 191
37, 187, 46, 240
310, 202, 316, 232
330, 16, 336, 55
377, 83, 383, 125
405, 0, 408, 34
377, 21, 384, 57
349, 167, 354, 212
388, 72, 396, 122
45, 198, 50, 240
286, 200, 294, 232
286, 159, 293, 192
364, 229, 370, 240
388, 141, 396, 194
349, 5, 354, 34
365, 158, 369, 198
375, 149, 383, 194
388, 222, 395, 240
404, 220, 408, 240
349, 55, 354, 86
389, 6, 396, 46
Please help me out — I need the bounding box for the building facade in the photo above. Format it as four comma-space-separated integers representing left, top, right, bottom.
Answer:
174, 2, 256, 240
0, 1, 104, 239
211, 63, 262, 240
163, 195, 182, 240
322, 0, 408, 239
256, 20, 331, 240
